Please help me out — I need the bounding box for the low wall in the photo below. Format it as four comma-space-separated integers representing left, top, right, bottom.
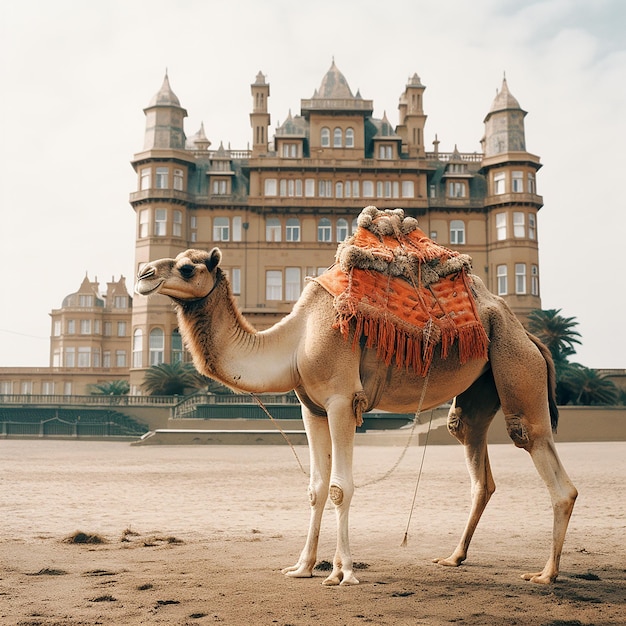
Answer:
419, 406, 626, 445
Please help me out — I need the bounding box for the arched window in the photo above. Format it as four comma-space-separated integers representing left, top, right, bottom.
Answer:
132, 329, 143, 368
450, 220, 465, 245
351, 218, 359, 234
321, 127, 330, 147
335, 182, 343, 198
286, 217, 301, 242
149, 328, 164, 366
317, 218, 332, 242
345, 128, 354, 148
171, 330, 183, 363
336, 218, 349, 242
333, 127, 343, 147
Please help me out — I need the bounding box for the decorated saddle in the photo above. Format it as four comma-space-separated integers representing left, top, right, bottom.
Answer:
313, 206, 489, 376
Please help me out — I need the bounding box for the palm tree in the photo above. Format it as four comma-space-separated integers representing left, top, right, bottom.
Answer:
559, 364, 619, 406
527, 309, 582, 363
90, 380, 130, 396
141, 362, 206, 396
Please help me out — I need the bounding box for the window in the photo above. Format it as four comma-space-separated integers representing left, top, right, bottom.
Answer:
512, 171, 524, 193
336, 218, 349, 242
266, 218, 281, 242
21, 381, 33, 394
531, 265, 539, 296
402, 181, 415, 198
80, 320, 91, 335
450, 220, 465, 245
496, 213, 507, 240
140, 168, 151, 190
285, 267, 301, 300
305, 179, 315, 197
171, 330, 183, 363
497, 265, 508, 295
345, 128, 354, 148
231, 268, 241, 295
53, 321, 61, 336
351, 218, 358, 234
42, 381, 54, 395
149, 328, 164, 366
362, 180, 374, 197
212, 179, 227, 195
378, 145, 393, 159
266, 270, 282, 300
344, 181, 351, 198
173, 210, 182, 237
333, 127, 343, 147
65, 347, 75, 368
528, 213, 536, 240
335, 182, 343, 198
494, 172, 506, 195
448, 181, 466, 198
286, 218, 301, 242
78, 347, 90, 368
139, 209, 149, 238
155, 209, 167, 236
190, 215, 197, 242
155, 167, 168, 189
527, 172, 536, 194
321, 127, 330, 147
114, 322, 126, 338
232, 215, 242, 242
0, 381, 13, 394
264, 178, 277, 196
213, 217, 229, 241
116, 350, 127, 367
67, 320, 75, 335
513, 212, 525, 238
173, 168, 184, 191
103, 351, 111, 368
351, 181, 360, 197
319, 180, 332, 197
79, 295, 93, 307
93, 349, 101, 368
104, 322, 112, 336
113, 296, 126, 309
132, 329, 143, 368
317, 218, 332, 242
282, 143, 298, 158
515, 264, 527, 294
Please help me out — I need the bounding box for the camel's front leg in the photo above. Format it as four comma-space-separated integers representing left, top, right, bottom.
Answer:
323, 396, 359, 586
282, 410, 331, 579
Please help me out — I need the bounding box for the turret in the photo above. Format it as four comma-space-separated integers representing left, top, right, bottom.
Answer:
250, 71, 270, 156
143, 71, 188, 150
396, 73, 427, 157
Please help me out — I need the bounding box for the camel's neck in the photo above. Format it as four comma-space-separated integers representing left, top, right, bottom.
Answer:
176, 271, 300, 393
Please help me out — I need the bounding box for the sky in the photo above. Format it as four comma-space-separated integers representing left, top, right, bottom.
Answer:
1, 0, 625, 369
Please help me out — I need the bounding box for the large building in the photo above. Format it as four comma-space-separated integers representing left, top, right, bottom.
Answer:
0, 61, 545, 396
128, 61, 543, 392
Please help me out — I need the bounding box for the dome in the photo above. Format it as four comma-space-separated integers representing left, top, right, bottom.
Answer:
148, 71, 182, 107
489, 77, 522, 113
315, 60, 354, 99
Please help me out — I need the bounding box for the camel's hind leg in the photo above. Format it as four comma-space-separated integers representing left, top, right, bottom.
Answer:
282, 406, 331, 579
433, 369, 501, 567
489, 322, 578, 583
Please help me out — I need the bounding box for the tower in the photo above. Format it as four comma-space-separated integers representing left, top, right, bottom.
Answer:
250, 71, 270, 156
128, 73, 195, 393
396, 73, 427, 158
481, 76, 543, 319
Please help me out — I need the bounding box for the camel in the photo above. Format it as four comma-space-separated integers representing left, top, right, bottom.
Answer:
135, 207, 577, 587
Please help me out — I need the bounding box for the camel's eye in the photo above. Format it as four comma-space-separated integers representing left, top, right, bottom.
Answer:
179, 264, 195, 279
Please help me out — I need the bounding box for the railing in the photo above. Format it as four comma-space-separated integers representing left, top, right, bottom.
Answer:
172, 392, 300, 419
426, 151, 484, 163
0, 394, 179, 407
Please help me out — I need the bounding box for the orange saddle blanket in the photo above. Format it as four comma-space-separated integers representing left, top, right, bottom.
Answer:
313, 208, 489, 376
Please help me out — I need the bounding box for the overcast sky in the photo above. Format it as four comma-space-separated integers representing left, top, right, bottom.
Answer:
1, 0, 625, 369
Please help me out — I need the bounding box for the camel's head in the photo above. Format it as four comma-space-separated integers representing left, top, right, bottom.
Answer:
135, 248, 222, 301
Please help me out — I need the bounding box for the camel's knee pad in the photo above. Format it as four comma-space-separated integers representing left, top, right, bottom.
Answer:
329, 484, 344, 506
505, 414, 530, 448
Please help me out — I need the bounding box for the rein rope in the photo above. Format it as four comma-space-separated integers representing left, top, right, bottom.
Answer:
249, 362, 433, 491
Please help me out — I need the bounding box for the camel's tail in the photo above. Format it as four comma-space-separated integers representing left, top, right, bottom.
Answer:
527, 332, 559, 432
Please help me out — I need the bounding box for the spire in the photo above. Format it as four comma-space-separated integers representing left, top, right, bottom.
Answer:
148, 70, 182, 107
315, 59, 354, 99
483, 75, 527, 157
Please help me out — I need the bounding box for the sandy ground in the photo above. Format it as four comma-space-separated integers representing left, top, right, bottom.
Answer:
1, 439, 624, 625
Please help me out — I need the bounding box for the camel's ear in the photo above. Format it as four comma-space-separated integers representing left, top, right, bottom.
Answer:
206, 247, 222, 272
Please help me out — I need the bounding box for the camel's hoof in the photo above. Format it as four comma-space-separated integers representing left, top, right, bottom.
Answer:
282, 564, 313, 578
432, 556, 464, 568
521, 571, 555, 584
322, 572, 359, 586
